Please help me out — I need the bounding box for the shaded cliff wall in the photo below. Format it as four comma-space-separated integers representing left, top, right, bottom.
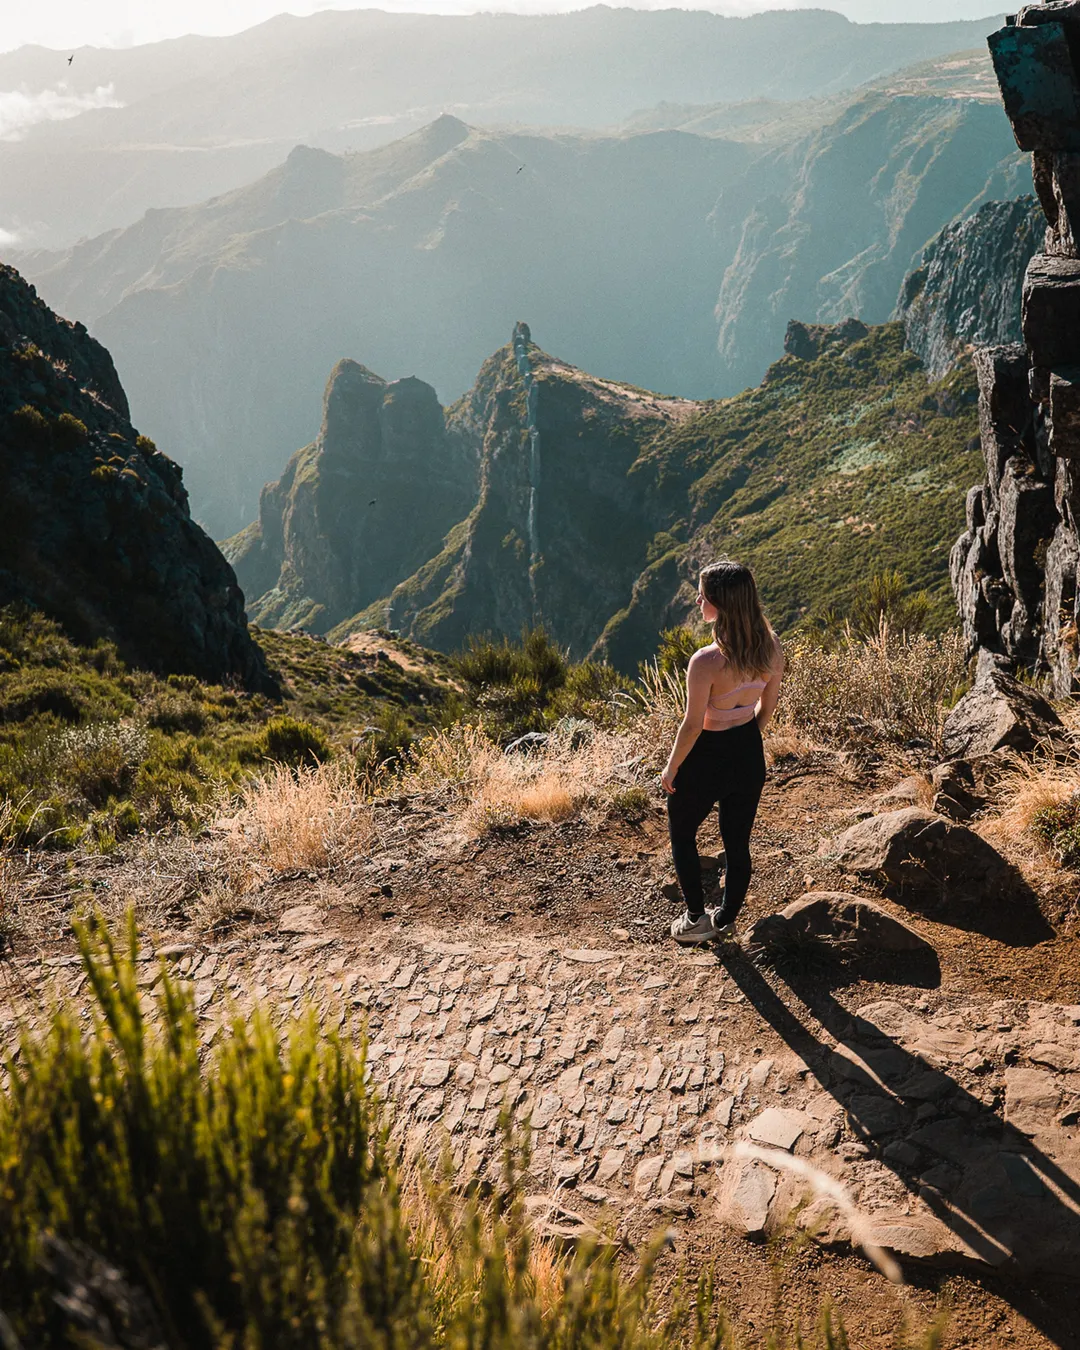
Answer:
224, 359, 478, 634
0, 264, 271, 690
952, 4, 1080, 694
896, 197, 1044, 378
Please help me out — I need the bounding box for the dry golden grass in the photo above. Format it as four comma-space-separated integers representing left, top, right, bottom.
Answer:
403, 722, 633, 838
220, 761, 375, 871
983, 750, 1080, 892
773, 621, 968, 753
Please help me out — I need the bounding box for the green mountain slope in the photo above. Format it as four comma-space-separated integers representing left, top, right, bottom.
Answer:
248, 319, 979, 670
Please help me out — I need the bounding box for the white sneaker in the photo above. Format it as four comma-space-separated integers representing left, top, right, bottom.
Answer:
670, 910, 716, 946
706, 906, 736, 940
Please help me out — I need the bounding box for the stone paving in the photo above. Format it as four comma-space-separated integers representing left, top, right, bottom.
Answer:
6, 902, 1080, 1277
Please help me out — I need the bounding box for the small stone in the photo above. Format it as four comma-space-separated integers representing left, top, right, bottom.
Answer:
633, 1155, 664, 1197
553, 1157, 583, 1182
679, 1003, 700, 1024
715, 1095, 735, 1128
601, 1026, 626, 1061
532, 1094, 562, 1129
279, 905, 321, 935
644, 1057, 664, 1091
746, 1107, 810, 1152
420, 1059, 451, 1087
607, 1097, 630, 1124
749, 1059, 773, 1088
558, 1064, 583, 1094
565, 949, 619, 963
393, 963, 418, 989
641, 1114, 663, 1144
612, 928, 631, 941
490, 1064, 511, 1084
722, 1160, 776, 1237
491, 961, 515, 986
455, 1062, 476, 1086
596, 1149, 625, 1183
474, 991, 501, 1021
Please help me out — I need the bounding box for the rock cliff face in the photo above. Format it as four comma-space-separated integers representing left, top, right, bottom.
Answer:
224, 359, 477, 635
952, 3, 1080, 694
896, 197, 1044, 378
0, 264, 270, 689
300, 319, 979, 669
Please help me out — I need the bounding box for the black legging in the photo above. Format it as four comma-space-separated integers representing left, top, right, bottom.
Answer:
666, 719, 767, 921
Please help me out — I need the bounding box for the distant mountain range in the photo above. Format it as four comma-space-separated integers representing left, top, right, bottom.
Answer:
15, 64, 1022, 536
0, 7, 1004, 250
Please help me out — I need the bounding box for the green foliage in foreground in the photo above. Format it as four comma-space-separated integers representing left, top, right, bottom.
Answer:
453, 626, 633, 743
0, 609, 454, 849
0, 916, 950, 1350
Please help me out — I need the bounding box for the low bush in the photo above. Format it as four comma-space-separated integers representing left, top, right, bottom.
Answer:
453, 628, 630, 743
259, 713, 331, 767
1032, 791, 1080, 868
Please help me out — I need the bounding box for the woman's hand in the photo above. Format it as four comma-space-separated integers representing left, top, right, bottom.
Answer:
660, 765, 676, 795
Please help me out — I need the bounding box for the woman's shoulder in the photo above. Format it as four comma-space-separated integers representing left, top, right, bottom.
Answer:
688, 642, 723, 670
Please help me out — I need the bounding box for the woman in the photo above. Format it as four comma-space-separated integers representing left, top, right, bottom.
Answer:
661, 560, 784, 946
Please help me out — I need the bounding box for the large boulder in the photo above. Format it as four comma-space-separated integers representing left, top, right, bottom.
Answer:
826, 808, 1008, 897
942, 670, 1064, 759
748, 893, 934, 956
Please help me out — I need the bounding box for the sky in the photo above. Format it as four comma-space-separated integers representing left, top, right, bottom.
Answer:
2, 0, 1004, 54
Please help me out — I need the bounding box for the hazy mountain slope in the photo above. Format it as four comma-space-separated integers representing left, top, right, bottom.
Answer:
712, 92, 1024, 394
0, 7, 998, 250
895, 197, 1043, 378
23, 123, 750, 536
263, 320, 979, 671
0, 264, 269, 688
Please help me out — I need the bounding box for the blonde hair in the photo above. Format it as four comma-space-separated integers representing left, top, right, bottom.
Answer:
700, 560, 776, 679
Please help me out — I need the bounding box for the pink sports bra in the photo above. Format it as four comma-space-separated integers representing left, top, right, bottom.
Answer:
703, 654, 767, 731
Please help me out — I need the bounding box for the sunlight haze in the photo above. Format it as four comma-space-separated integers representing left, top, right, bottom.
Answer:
4, 0, 1006, 54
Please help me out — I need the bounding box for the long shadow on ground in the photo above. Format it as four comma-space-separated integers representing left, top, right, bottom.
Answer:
715, 946, 1080, 1349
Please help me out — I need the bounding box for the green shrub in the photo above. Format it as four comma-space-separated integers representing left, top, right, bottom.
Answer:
10, 404, 50, 447
54, 412, 89, 450
1032, 793, 1080, 868
453, 628, 628, 742
259, 714, 332, 767
608, 784, 650, 822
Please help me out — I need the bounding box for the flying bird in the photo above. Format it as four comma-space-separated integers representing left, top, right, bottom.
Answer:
67, 54, 73, 64
517, 166, 524, 174
368, 499, 377, 506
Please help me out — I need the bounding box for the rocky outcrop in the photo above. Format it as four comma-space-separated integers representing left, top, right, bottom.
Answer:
941, 666, 1064, 758
223, 360, 476, 635
350, 324, 697, 659
228, 317, 979, 668
0, 264, 271, 689
895, 198, 1044, 379
953, 5, 1080, 693
747, 893, 934, 956
825, 807, 1009, 903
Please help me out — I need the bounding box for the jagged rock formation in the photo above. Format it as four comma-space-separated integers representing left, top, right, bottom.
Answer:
895, 197, 1044, 378
0, 264, 271, 689
223, 360, 476, 634
952, 4, 1080, 693
336, 323, 698, 659
272, 319, 979, 669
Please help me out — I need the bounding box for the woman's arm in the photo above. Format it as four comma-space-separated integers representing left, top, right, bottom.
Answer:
661, 650, 712, 794
755, 638, 786, 732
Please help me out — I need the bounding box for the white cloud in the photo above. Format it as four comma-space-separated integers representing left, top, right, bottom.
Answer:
0, 226, 20, 246
0, 83, 123, 141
